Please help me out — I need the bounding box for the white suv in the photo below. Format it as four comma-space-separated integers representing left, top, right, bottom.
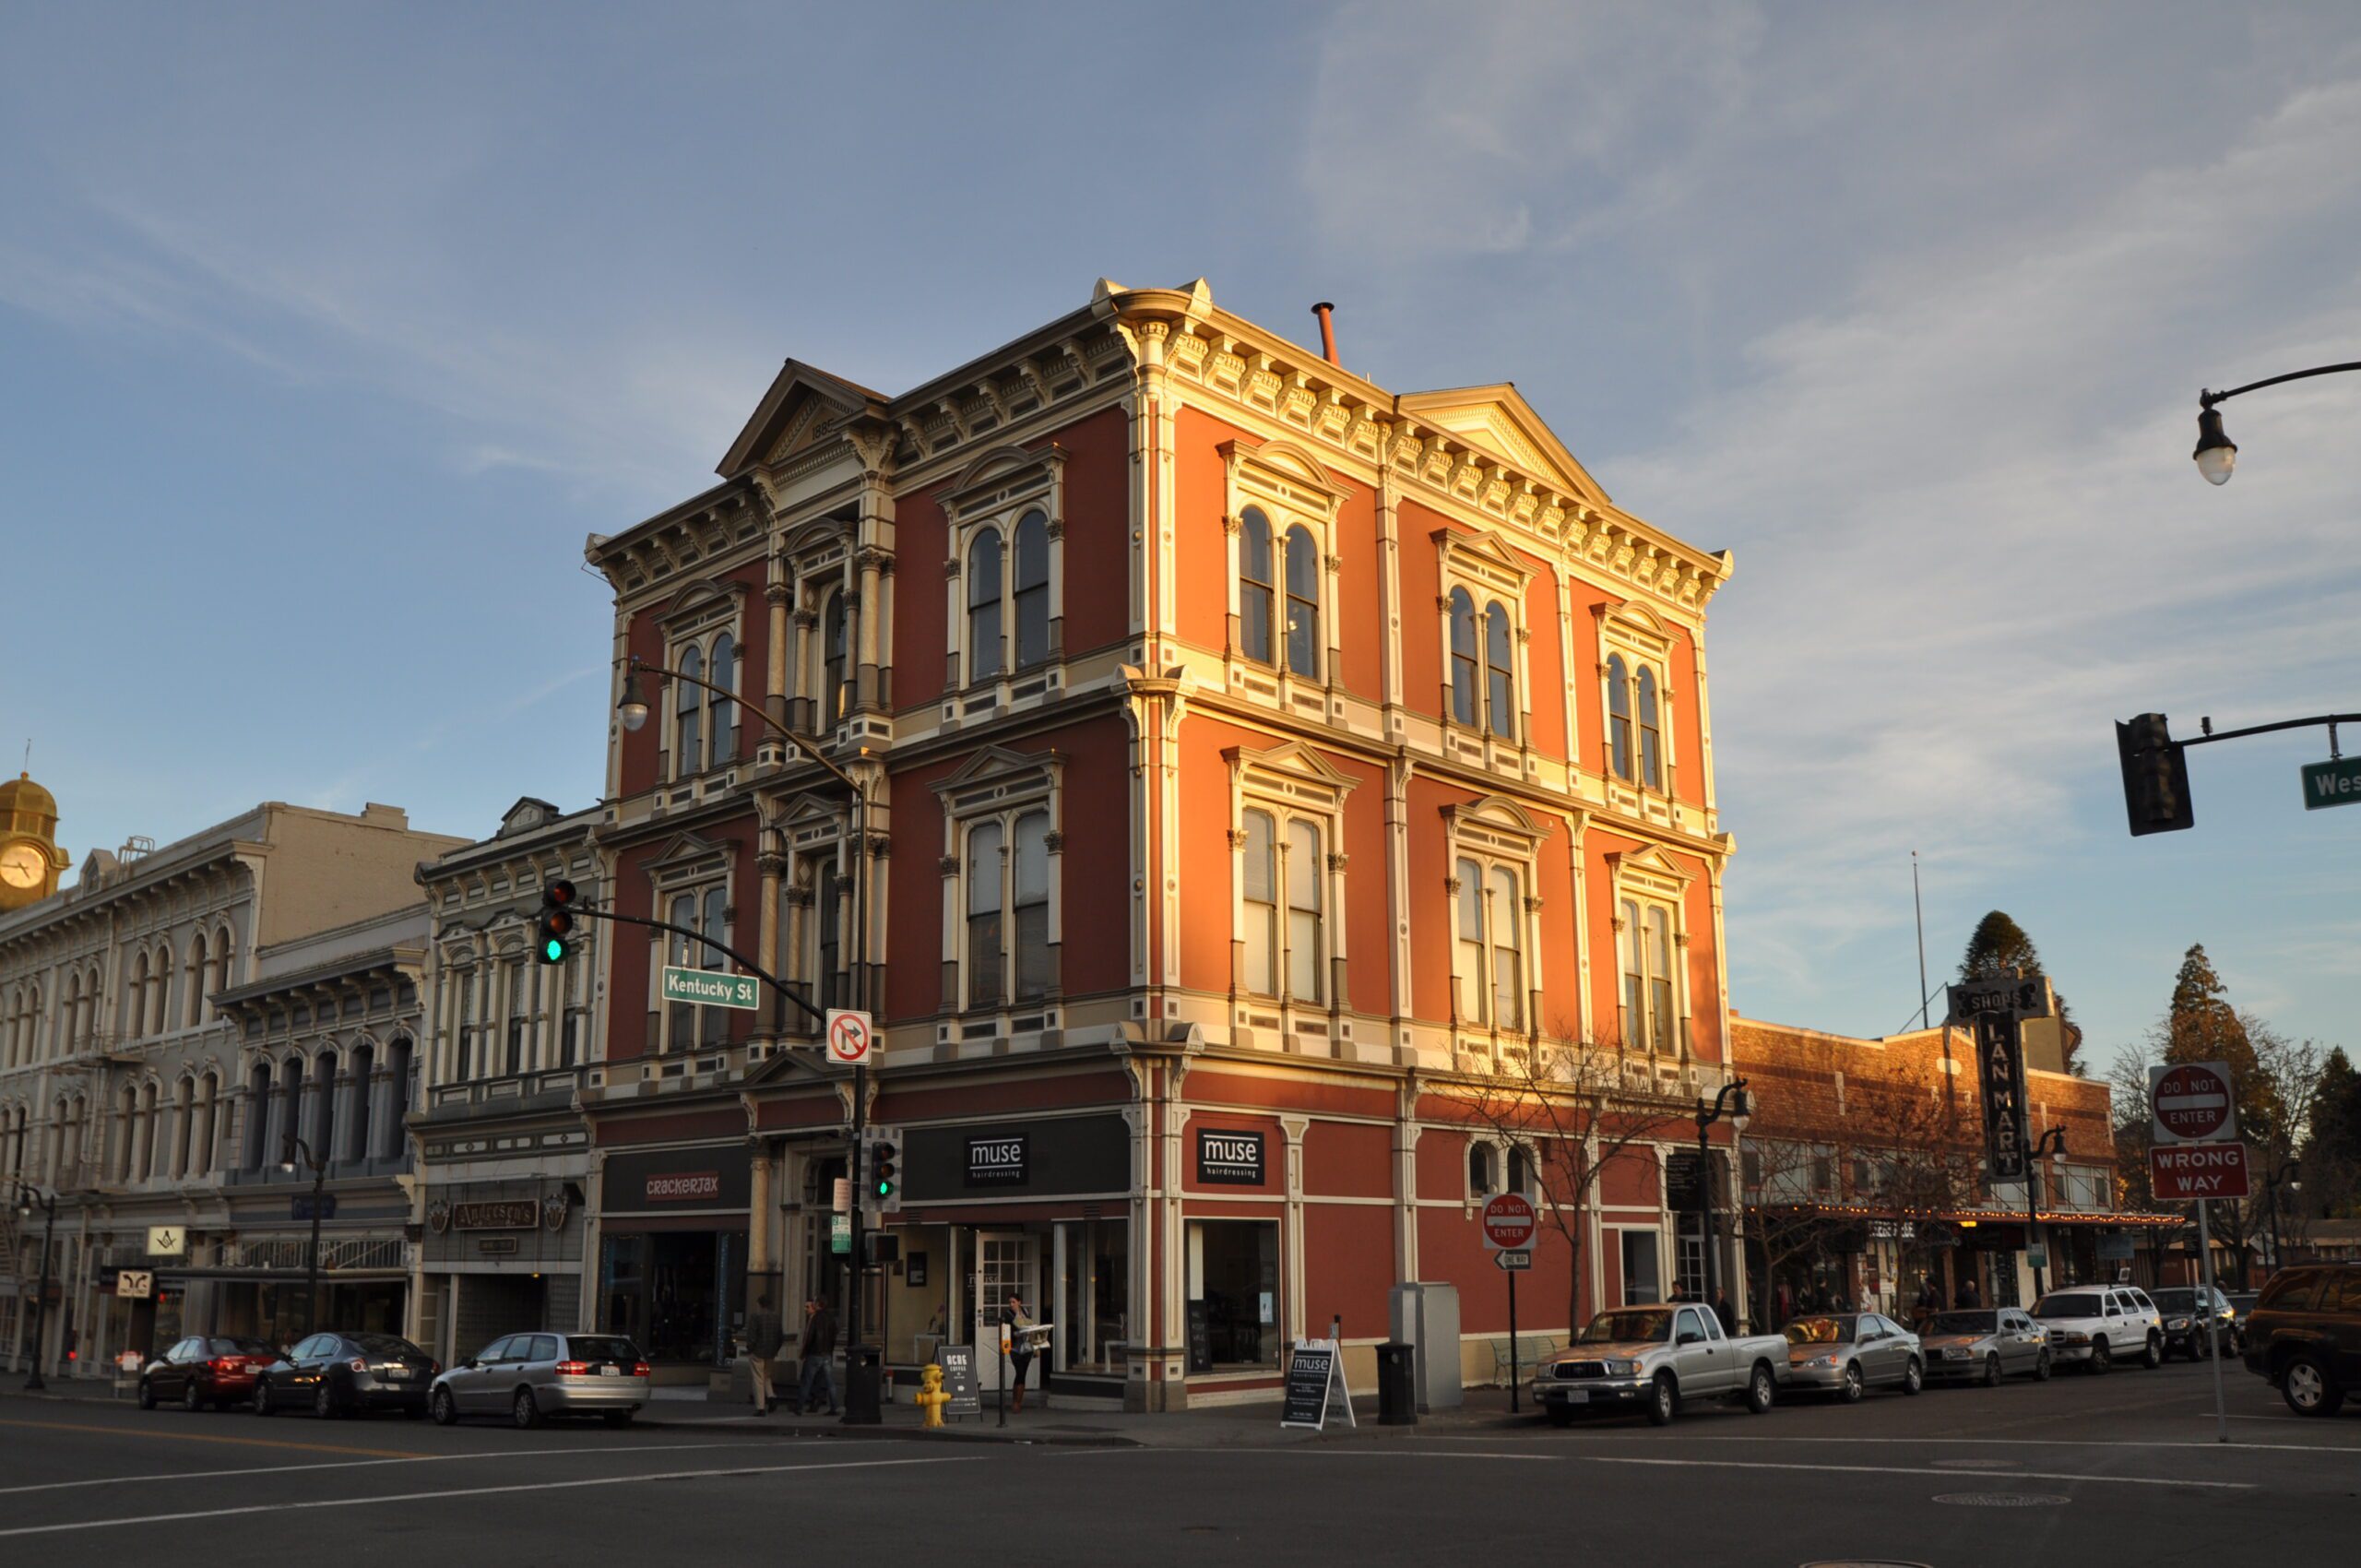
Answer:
2032, 1285, 2164, 1373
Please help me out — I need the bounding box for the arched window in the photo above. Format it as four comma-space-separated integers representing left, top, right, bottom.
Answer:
212, 927, 234, 997
1284, 525, 1320, 677
136, 1080, 159, 1182
1286, 818, 1323, 1003
823, 590, 849, 725
1489, 866, 1524, 1031
967, 531, 1004, 682
1454, 859, 1488, 1025
1606, 654, 1633, 780
1484, 600, 1516, 739
382, 1039, 412, 1160
148, 942, 172, 1035
709, 634, 737, 767
347, 1042, 375, 1165
699, 888, 729, 1047
245, 1062, 273, 1170
966, 819, 1004, 1009
127, 953, 149, 1039
1012, 811, 1050, 1002
172, 1077, 195, 1179
1636, 664, 1662, 790
1468, 1142, 1498, 1196
1013, 510, 1050, 670
1508, 1143, 1533, 1194
184, 932, 208, 1028
309, 1051, 338, 1163
1645, 904, 1675, 1054
116, 1083, 138, 1180
1239, 508, 1275, 665
1240, 809, 1277, 997
674, 643, 705, 778
196, 1071, 220, 1177
278, 1057, 303, 1165
1448, 589, 1479, 725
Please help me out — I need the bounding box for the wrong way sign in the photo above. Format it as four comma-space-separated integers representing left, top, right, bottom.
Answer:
2150, 1142, 2251, 1201
825, 1008, 874, 1067
2151, 1061, 2237, 1145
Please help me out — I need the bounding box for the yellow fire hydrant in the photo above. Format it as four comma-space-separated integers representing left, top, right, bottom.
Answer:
915, 1362, 952, 1428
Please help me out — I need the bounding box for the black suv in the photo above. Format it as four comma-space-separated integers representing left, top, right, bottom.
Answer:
2241, 1264, 2361, 1416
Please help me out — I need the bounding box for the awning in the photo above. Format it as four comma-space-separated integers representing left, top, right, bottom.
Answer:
1747, 1202, 2188, 1229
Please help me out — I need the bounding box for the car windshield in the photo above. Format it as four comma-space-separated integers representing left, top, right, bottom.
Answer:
566, 1336, 640, 1361
350, 1334, 426, 1358
1580, 1309, 1673, 1343
1784, 1316, 1856, 1345
208, 1337, 278, 1356
1927, 1312, 1997, 1335
2034, 1293, 2100, 1317
2150, 1289, 2195, 1312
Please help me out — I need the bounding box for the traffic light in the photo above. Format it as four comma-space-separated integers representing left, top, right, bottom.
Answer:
869, 1135, 898, 1209
2117, 713, 2195, 837
535, 878, 578, 964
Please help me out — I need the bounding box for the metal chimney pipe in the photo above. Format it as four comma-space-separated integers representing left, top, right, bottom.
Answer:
1311, 302, 1338, 366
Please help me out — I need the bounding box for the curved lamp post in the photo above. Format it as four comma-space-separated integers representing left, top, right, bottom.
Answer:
280, 1136, 327, 1339
2193, 362, 2361, 484
14, 1182, 58, 1389
2027, 1126, 2068, 1298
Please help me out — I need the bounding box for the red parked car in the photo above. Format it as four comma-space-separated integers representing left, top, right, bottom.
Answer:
138, 1336, 285, 1411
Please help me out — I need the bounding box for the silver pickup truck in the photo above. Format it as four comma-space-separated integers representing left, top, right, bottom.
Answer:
1531, 1302, 1790, 1426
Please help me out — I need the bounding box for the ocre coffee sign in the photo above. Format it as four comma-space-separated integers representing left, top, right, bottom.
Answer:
1195, 1129, 1264, 1185
646, 1171, 723, 1203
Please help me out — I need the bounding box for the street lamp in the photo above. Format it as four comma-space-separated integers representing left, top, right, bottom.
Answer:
2192, 361, 2361, 484
2027, 1126, 2068, 1298
13, 1182, 58, 1391
282, 1136, 328, 1340
2262, 1158, 2301, 1280
611, 653, 884, 1426
1694, 1078, 1750, 1326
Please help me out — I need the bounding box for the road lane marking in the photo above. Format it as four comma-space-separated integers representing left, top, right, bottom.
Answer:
0, 1441, 781, 1496
1109, 1448, 2252, 1488
0, 1419, 419, 1458
0, 1454, 990, 1538
1513, 1431, 2360, 1455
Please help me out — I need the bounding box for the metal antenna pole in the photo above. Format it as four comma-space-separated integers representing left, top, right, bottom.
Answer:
1912, 851, 1930, 1031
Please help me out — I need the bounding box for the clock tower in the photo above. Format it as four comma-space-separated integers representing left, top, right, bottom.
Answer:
0, 772, 70, 911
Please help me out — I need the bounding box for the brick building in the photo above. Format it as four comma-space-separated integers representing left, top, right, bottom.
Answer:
579, 279, 1739, 1408
1732, 1013, 2175, 1322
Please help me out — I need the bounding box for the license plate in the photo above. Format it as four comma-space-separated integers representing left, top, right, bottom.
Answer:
1561, 1389, 1588, 1406
600, 1366, 620, 1377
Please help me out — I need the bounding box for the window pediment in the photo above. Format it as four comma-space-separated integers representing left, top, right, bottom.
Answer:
1225, 741, 1358, 806
1607, 843, 1691, 896
944, 444, 1066, 521
931, 745, 1063, 814
656, 576, 750, 635
1442, 794, 1551, 853
1433, 526, 1538, 594
1219, 437, 1351, 517
1600, 602, 1674, 659
642, 830, 733, 889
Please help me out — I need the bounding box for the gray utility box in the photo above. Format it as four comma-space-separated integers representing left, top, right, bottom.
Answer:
1388, 1281, 1464, 1412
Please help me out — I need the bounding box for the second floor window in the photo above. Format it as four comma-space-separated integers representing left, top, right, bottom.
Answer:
671, 634, 739, 778
1238, 508, 1321, 678
1238, 810, 1324, 1004
968, 532, 1003, 682
1453, 858, 1525, 1031
963, 811, 1051, 1010
1448, 589, 1518, 735
823, 590, 848, 725
1619, 896, 1677, 1052
1605, 653, 1666, 790
662, 886, 730, 1050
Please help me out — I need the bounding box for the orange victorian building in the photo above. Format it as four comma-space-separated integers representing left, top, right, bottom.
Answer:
580, 280, 1737, 1408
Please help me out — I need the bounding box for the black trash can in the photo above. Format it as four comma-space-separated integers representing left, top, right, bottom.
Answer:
1375, 1341, 1418, 1426
843, 1346, 884, 1425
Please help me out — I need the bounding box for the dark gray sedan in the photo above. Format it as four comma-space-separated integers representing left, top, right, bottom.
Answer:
1920, 1308, 2052, 1384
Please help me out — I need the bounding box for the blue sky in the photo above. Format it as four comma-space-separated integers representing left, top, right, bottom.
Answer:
3, 3, 2355, 1074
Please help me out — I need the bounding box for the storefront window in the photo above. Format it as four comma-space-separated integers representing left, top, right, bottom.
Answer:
1188, 1219, 1276, 1368
1620, 1229, 1661, 1306
601, 1230, 743, 1364
1057, 1218, 1129, 1374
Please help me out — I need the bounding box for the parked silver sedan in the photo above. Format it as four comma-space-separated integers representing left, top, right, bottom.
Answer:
429, 1333, 649, 1429
1781, 1313, 1925, 1401
1920, 1308, 2052, 1384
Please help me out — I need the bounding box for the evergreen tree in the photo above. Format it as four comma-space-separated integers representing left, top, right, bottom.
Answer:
2160, 944, 2270, 1140
1959, 910, 2083, 1074
2302, 1048, 2361, 1218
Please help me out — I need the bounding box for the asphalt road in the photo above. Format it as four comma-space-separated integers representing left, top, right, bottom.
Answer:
1, 1358, 2352, 1567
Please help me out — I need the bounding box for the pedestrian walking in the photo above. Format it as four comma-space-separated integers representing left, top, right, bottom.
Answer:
999, 1289, 1036, 1414
1954, 1275, 1981, 1311
797, 1294, 840, 1416
1774, 1280, 1793, 1326
745, 1292, 785, 1414
1712, 1287, 1736, 1336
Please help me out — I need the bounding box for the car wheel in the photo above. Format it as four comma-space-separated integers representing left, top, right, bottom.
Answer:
1545, 1405, 1574, 1428
2089, 1341, 2111, 1375
2034, 1351, 2052, 1382
314, 1384, 339, 1420
2141, 1335, 2162, 1371
1644, 1373, 1678, 1427
1836, 1362, 1864, 1405
431, 1386, 458, 1427
1903, 1358, 1924, 1396
184, 1378, 207, 1413
251, 1380, 272, 1416
513, 1387, 543, 1430
1983, 1353, 2002, 1388
2281, 1355, 2346, 1418
601, 1409, 634, 1428
1746, 1362, 1776, 1414
136, 1378, 157, 1411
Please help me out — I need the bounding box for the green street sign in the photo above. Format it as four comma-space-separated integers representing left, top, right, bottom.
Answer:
2300, 756, 2361, 811
830, 1213, 851, 1255
661, 965, 760, 1011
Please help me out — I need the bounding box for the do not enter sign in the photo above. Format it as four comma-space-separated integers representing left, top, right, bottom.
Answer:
1482, 1192, 1537, 1252
2151, 1061, 2237, 1145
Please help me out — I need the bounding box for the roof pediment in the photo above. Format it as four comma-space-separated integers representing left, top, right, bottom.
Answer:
1396, 384, 1609, 508
719, 359, 890, 480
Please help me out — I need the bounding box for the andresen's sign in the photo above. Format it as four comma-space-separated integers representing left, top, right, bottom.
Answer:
661, 966, 760, 1011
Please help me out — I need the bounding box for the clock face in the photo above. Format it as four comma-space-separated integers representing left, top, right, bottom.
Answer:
0, 842, 45, 889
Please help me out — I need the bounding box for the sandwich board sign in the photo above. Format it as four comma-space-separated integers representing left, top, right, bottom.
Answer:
936, 1342, 980, 1420
1280, 1337, 1356, 1431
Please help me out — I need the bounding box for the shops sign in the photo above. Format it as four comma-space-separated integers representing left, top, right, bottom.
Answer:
1196, 1129, 1264, 1186
661, 965, 760, 1011
451, 1200, 540, 1230
1974, 1013, 2030, 1183
966, 1134, 1029, 1187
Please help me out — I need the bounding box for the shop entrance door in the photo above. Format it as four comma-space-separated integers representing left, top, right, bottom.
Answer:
971, 1231, 1037, 1392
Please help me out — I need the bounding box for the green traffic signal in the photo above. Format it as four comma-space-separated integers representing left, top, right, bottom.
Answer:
541, 935, 566, 963
535, 878, 580, 965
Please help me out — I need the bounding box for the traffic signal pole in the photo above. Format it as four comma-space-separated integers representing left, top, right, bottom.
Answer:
2118, 710, 2360, 835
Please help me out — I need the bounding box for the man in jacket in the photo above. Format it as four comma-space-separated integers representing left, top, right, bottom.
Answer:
798, 1295, 840, 1417
746, 1292, 785, 1415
